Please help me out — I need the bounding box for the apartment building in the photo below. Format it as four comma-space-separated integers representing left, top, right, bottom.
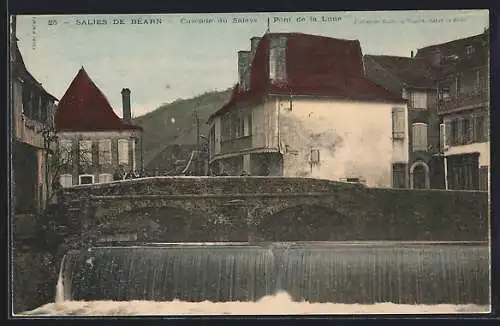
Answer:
415, 29, 489, 191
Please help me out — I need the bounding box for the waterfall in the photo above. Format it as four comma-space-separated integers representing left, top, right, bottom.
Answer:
55, 254, 67, 303
59, 242, 490, 305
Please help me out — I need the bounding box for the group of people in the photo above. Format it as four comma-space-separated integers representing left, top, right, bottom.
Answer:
113, 169, 147, 181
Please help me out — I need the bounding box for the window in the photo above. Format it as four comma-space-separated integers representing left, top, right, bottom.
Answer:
59, 139, 73, 164
310, 148, 320, 164
447, 154, 479, 190
230, 114, 242, 138
244, 113, 252, 137
79, 140, 93, 167
448, 118, 464, 146
118, 139, 129, 164
466, 45, 475, 55
22, 86, 32, 117
99, 173, 113, 183
79, 174, 94, 185
98, 139, 112, 165
221, 116, 231, 141
474, 114, 489, 142
410, 91, 428, 109
446, 115, 488, 147
392, 163, 407, 188
463, 118, 473, 143
209, 125, 216, 155
392, 107, 405, 139
479, 166, 489, 191
440, 123, 446, 152
456, 75, 462, 95
59, 174, 73, 188
32, 94, 40, 121
279, 97, 293, 111
412, 123, 428, 152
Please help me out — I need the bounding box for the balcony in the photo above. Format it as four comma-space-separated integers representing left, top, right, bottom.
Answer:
438, 89, 489, 115
220, 136, 252, 154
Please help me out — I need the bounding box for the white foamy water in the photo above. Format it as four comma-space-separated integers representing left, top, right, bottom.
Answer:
19, 292, 489, 316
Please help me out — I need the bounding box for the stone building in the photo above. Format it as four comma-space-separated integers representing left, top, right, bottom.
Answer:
208, 32, 409, 188
363, 54, 446, 189
54, 68, 143, 187
415, 29, 490, 191
10, 16, 59, 215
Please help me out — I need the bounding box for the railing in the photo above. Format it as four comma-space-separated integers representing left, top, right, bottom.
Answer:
220, 135, 253, 154
438, 89, 489, 114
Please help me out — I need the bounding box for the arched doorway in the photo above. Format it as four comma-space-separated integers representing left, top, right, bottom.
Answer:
410, 161, 430, 189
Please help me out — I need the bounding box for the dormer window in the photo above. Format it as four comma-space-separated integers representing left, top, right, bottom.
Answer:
466, 45, 475, 55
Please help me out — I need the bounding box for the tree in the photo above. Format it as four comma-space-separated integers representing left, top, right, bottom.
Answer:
40, 125, 59, 208
40, 125, 93, 207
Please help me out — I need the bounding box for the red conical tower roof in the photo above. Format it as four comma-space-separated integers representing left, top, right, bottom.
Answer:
55, 67, 142, 132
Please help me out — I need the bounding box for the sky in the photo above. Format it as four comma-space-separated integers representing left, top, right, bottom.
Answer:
14, 10, 489, 118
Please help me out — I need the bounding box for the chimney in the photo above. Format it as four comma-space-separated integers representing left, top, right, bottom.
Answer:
121, 88, 131, 122
238, 51, 251, 89
432, 50, 442, 66
250, 37, 261, 58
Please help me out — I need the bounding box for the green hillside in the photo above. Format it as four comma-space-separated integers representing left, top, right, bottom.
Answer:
133, 88, 232, 166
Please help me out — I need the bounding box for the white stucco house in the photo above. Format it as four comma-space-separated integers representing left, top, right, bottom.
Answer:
208, 32, 409, 188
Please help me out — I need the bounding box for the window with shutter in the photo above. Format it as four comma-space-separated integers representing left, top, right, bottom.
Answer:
59, 174, 73, 188
463, 118, 473, 143
412, 123, 428, 152
79, 140, 93, 167
98, 139, 112, 165
247, 113, 252, 136
456, 118, 464, 144
59, 139, 73, 164
310, 149, 320, 164
118, 139, 129, 165
479, 166, 489, 191
484, 114, 490, 141
392, 163, 407, 188
243, 113, 252, 137
99, 173, 113, 183
440, 123, 446, 152
474, 115, 485, 142
411, 91, 428, 109
392, 107, 405, 139
445, 120, 452, 148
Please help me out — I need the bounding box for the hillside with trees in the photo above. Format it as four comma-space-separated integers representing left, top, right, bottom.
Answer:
132, 88, 232, 167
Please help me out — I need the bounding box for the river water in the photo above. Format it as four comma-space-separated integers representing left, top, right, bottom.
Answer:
20, 291, 489, 316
